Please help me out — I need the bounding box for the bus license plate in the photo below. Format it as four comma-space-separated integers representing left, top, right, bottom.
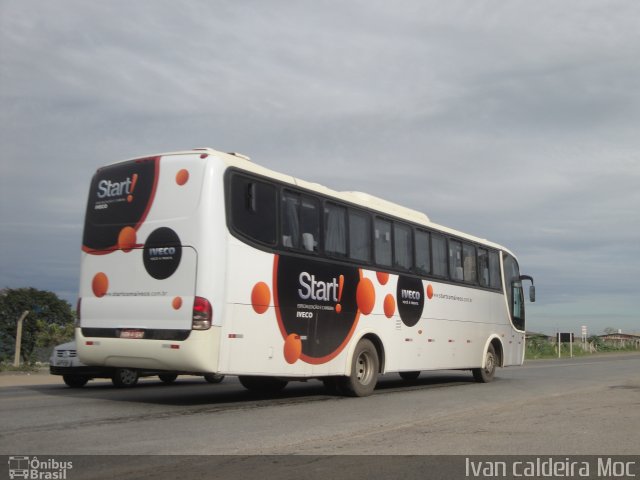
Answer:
120, 329, 144, 339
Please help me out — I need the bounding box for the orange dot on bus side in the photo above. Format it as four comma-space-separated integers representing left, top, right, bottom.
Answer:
356, 277, 375, 315
427, 284, 434, 300
383, 294, 395, 318
118, 226, 137, 252
251, 282, 270, 314
376, 271, 389, 285
172, 297, 183, 310
176, 169, 189, 186
92, 272, 109, 298
284, 334, 302, 364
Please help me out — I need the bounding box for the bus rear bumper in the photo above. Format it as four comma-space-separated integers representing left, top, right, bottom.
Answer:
76, 326, 221, 373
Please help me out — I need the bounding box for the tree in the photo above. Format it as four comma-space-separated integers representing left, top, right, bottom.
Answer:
0, 288, 74, 363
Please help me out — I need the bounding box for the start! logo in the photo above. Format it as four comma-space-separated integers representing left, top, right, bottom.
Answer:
96, 173, 138, 203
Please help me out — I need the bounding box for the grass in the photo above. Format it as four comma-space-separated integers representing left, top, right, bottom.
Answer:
525, 338, 639, 360
0, 361, 44, 373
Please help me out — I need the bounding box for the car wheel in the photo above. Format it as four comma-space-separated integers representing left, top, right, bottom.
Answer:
111, 368, 139, 387
63, 375, 89, 388
203, 373, 225, 384
158, 373, 178, 384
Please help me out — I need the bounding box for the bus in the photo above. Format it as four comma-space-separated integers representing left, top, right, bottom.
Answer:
77, 147, 535, 397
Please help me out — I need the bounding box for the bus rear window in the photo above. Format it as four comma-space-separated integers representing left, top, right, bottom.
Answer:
82, 157, 159, 252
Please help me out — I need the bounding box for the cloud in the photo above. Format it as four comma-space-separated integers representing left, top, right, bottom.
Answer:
1, 0, 639, 334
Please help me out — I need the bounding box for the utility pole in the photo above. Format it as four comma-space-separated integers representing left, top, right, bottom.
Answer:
13, 310, 30, 367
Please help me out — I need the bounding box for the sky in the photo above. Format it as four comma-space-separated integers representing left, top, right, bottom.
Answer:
1, 0, 639, 336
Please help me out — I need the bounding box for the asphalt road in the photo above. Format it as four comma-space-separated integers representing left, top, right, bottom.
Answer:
1, 354, 639, 479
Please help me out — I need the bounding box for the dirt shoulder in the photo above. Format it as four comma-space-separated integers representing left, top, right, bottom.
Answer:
0, 367, 66, 387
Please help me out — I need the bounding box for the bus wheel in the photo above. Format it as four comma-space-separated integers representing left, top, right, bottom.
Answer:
204, 373, 225, 384
158, 373, 178, 384
399, 371, 420, 381
63, 375, 89, 388
339, 338, 379, 397
239, 376, 288, 394
473, 344, 497, 383
112, 368, 139, 388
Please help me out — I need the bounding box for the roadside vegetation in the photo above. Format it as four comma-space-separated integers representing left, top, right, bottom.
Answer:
0, 288, 75, 371
526, 333, 640, 360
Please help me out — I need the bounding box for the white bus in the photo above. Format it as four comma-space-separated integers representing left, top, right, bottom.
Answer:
77, 148, 535, 397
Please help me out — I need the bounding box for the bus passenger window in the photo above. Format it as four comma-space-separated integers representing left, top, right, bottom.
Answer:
449, 240, 463, 281
462, 243, 477, 283
431, 234, 447, 277
324, 203, 347, 256
374, 218, 392, 267
230, 174, 277, 245
489, 251, 501, 289
478, 248, 489, 287
349, 210, 371, 262
282, 191, 319, 252
415, 230, 430, 275
300, 197, 319, 252
394, 223, 412, 270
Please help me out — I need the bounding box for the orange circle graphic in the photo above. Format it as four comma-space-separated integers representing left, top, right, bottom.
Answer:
284, 334, 302, 364
251, 282, 271, 314
376, 271, 389, 285
356, 277, 376, 315
92, 272, 109, 298
176, 169, 189, 186
383, 294, 396, 318
117, 226, 137, 252
172, 297, 183, 310
426, 284, 434, 300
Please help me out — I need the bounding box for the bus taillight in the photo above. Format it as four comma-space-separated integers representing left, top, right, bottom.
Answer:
192, 297, 212, 330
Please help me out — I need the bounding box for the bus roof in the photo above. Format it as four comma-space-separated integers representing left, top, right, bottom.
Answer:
119, 147, 514, 256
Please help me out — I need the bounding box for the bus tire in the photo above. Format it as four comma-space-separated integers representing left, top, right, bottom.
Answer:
63, 375, 89, 388
473, 344, 497, 383
399, 371, 420, 381
111, 368, 139, 388
204, 373, 225, 384
239, 375, 288, 393
158, 373, 178, 384
338, 338, 379, 397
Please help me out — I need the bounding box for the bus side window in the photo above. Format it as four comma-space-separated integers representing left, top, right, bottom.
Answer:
394, 223, 413, 270
374, 218, 392, 267
415, 230, 430, 275
512, 282, 524, 321
478, 248, 490, 287
431, 233, 447, 278
230, 174, 277, 245
349, 210, 371, 262
324, 203, 347, 256
282, 190, 319, 252
449, 240, 463, 281
489, 251, 501, 289
462, 243, 477, 284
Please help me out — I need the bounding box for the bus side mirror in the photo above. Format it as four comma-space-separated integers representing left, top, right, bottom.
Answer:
519, 275, 535, 303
